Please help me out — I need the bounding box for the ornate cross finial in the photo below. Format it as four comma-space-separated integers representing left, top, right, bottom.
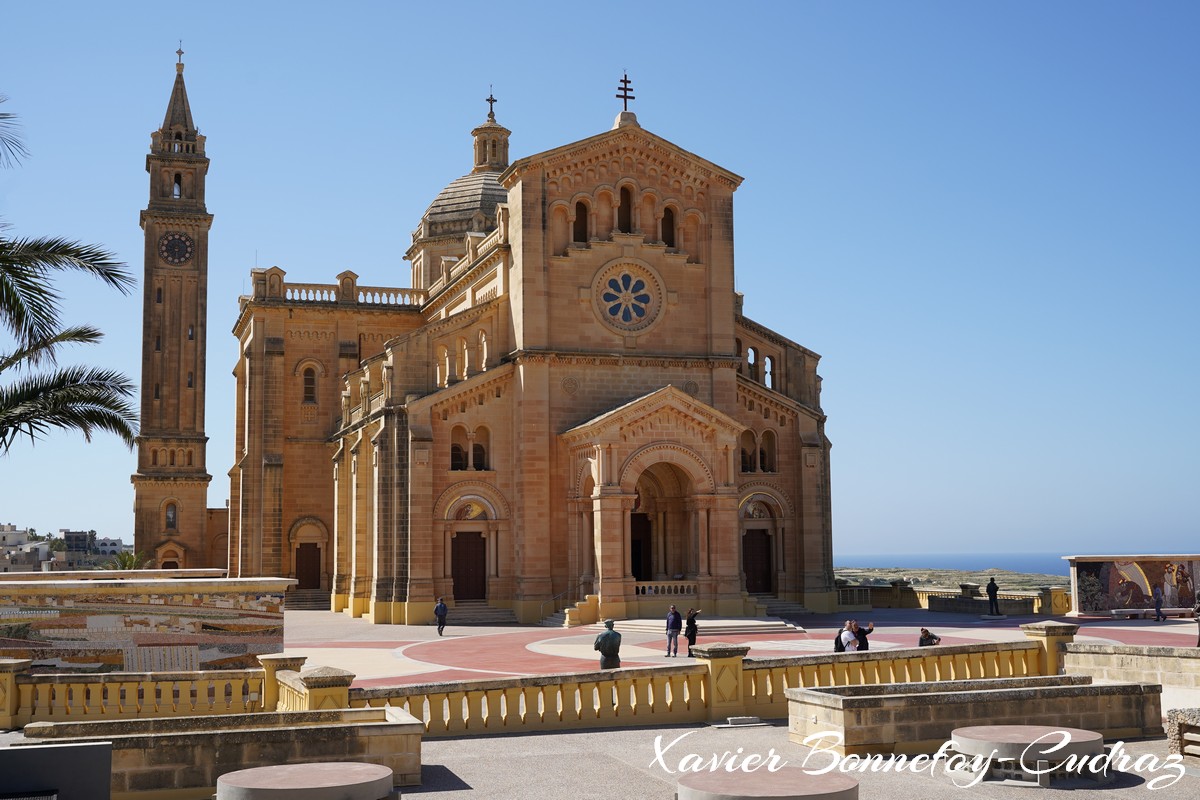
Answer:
485, 86, 497, 120
615, 72, 635, 111
176, 41, 184, 63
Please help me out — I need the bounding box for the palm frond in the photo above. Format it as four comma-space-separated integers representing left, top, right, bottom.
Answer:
0, 325, 105, 372
0, 365, 137, 453
0, 234, 132, 345
0, 95, 29, 169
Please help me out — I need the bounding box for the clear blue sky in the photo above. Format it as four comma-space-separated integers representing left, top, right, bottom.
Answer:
1, 2, 1196, 557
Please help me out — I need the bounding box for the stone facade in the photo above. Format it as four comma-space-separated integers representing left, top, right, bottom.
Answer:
227, 100, 836, 623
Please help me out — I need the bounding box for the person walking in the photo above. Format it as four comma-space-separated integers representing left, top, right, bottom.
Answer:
434, 597, 448, 636
853, 620, 875, 651
986, 577, 1001, 616
1153, 584, 1166, 622
665, 604, 683, 657
684, 608, 701, 657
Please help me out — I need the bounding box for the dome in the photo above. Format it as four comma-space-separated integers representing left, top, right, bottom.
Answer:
418, 171, 507, 239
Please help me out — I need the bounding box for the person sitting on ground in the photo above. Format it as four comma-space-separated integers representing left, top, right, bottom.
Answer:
853, 619, 875, 651
838, 620, 859, 652
918, 627, 941, 647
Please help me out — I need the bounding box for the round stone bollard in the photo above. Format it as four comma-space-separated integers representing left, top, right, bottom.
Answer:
216, 762, 395, 800
676, 766, 858, 800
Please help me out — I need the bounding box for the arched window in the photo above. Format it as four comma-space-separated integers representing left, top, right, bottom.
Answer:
477, 330, 488, 371
436, 346, 449, 388
169, 450, 175, 466
156, 288, 162, 304
740, 430, 757, 473
747, 347, 759, 382
154, 383, 160, 400
618, 187, 633, 233
573, 201, 588, 243
764, 355, 775, 389
662, 207, 676, 248
735, 338, 743, 375
457, 337, 469, 380
473, 426, 490, 470
760, 430, 777, 473
186, 450, 193, 467
155, 336, 161, 351
151, 450, 158, 466
187, 371, 193, 388
450, 444, 468, 471
172, 173, 182, 199
165, 503, 177, 530
187, 325, 194, 340
303, 368, 317, 403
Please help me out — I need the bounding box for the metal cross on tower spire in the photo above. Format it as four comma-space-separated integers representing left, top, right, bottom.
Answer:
176, 41, 184, 63
615, 72, 635, 111
486, 86, 497, 120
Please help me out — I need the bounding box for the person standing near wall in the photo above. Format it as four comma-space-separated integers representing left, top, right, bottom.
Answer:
986, 577, 1001, 616
1153, 584, 1166, 622
684, 608, 701, 657
665, 604, 683, 657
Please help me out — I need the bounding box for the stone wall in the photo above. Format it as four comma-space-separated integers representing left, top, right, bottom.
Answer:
0, 577, 294, 673
18, 706, 423, 797
786, 675, 1162, 756
1063, 643, 1200, 712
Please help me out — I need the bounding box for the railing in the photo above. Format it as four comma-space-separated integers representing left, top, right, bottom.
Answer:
633, 581, 697, 597
351, 666, 709, 736
538, 580, 592, 623
281, 284, 427, 306
284, 284, 339, 302
357, 286, 427, 305
836, 586, 871, 606
13, 669, 263, 726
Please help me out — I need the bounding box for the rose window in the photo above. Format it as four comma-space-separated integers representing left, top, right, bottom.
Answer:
602, 273, 651, 325
592, 261, 663, 334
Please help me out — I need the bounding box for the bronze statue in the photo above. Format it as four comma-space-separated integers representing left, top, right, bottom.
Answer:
594, 619, 621, 669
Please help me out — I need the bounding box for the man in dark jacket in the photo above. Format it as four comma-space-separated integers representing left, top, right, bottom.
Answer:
665, 605, 683, 657
434, 597, 448, 636
853, 620, 875, 651
986, 578, 1001, 615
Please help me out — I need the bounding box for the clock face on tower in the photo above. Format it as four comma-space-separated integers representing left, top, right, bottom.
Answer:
158, 231, 195, 265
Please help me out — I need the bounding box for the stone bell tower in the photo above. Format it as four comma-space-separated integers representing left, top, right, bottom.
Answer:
131, 51, 214, 567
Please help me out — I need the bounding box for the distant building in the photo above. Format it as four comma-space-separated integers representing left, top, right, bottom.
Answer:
95, 537, 127, 556
60, 529, 92, 554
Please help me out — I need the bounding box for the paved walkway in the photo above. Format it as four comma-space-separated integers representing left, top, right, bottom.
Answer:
283, 607, 1200, 689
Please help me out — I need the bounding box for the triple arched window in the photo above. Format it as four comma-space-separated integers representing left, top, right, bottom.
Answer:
450, 425, 491, 470
739, 430, 777, 473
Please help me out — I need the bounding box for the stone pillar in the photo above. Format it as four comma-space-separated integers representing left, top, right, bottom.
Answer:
258, 654, 307, 712
1021, 621, 1079, 676
298, 665, 356, 710
693, 643, 751, 723
890, 579, 911, 608
0, 658, 31, 730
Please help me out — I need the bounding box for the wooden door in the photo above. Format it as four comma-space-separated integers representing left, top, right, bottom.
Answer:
742, 529, 772, 594
295, 542, 321, 589
630, 513, 652, 581
452, 532, 487, 600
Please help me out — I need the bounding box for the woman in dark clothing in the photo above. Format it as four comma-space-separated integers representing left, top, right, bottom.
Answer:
685, 608, 700, 657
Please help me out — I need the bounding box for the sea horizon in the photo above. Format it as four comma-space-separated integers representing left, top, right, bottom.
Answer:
833, 552, 1070, 577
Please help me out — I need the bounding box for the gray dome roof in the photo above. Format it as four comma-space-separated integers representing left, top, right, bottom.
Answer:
419, 171, 507, 239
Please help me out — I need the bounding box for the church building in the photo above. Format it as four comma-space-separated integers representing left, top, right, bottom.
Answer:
136, 61, 836, 623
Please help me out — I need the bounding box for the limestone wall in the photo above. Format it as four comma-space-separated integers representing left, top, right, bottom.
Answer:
1063, 643, 1200, 712
0, 577, 294, 673
18, 706, 423, 797
787, 675, 1163, 757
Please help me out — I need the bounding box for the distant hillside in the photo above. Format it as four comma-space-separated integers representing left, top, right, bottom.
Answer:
835, 565, 1070, 592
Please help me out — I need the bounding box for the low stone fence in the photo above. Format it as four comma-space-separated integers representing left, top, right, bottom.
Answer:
861, 582, 1071, 615
786, 674, 1163, 756
928, 595, 1036, 615
1061, 643, 1200, 711
17, 706, 423, 798
349, 628, 1068, 738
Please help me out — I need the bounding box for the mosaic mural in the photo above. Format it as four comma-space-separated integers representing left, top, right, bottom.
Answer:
0, 584, 287, 674
1075, 558, 1199, 614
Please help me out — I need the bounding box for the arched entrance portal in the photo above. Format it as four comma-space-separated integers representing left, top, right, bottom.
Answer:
632, 462, 694, 582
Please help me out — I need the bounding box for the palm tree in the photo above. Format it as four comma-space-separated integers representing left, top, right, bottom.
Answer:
0, 96, 137, 453
103, 550, 151, 570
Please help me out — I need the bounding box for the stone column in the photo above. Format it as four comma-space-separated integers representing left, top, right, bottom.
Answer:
1021, 621, 1080, 676
258, 654, 307, 712
0, 658, 31, 729
293, 665, 356, 711
693, 644, 751, 723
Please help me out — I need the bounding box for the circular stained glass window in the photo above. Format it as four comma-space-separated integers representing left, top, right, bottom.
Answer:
592, 262, 663, 334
